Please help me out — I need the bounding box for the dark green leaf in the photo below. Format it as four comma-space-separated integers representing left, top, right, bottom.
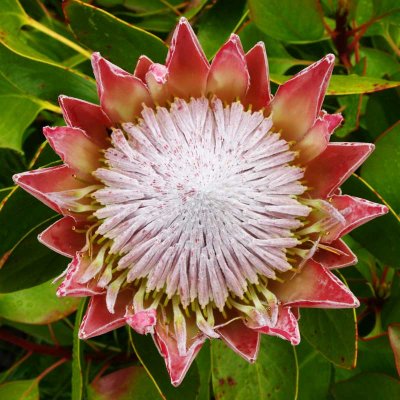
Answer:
0, 149, 26, 187
72, 299, 86, 400
382, 274, 400, 328
335, 95, 363, 138
195, 341, 211, 400
296, 339, 331, 400
341, 174, 400, 268
248, 0, 325, 43
365, 89, 400, 139
299, 307, 357, 369
361, 121, 400, 214
239, 23, 312, 74
331, 373, 400, 399
0, 213, 69, 293
211, 336, 298, 400
64, 0, 168, 71
197, 0, 246, 58
4, 320, 74, 346
129, 330, 200, 400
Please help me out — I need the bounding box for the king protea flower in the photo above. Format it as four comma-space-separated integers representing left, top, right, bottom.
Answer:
14, 18, 387, 386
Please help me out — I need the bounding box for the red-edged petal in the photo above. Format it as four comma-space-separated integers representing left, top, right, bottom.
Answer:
257, 306, 300, 345
126, 309, 157, 335
304, 143, 375, 198
133, 55, 153, 82
92, 53, 152, 123
57, 253, 104, 298
13, 165, 85, 214
79, 291, 131, 339
153, 321, 206, 386
38, 216, 86, 258
270, 259, 359, 308
207, 34, 249, 102
217, 319, 260, 362
313, 239, 357, 269
271, 54, 335, 141
43, 126, 101, 175
166, 17, 209, 99
58, 96, 111, 147
323, 195, 388, 242
294, 112, 343, 164
243, 42, 271, 111
145, 63, 171, 106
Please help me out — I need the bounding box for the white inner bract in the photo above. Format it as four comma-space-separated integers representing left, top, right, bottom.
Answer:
93, 98, 310, 310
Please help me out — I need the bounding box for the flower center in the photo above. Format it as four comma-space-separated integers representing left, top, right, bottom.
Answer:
91, 97, 311, 314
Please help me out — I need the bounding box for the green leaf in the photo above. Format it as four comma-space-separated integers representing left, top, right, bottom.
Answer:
4, 320, 73, 346
195, 342, 211, 400
239, 23, 312, 74
356, 336, 398, 377
299, 307, 357, 369
129, 330, 200, 400
0, 212, 68, 293
359, 48, 400, 78
88, 367, 160, 400
373, 0, 400, 25
0, 187, 13, 203
388, 324, 400, 376
0, 380, 39, 400
132, 14, 177, 33
341, 174, 400, 268
72, 300, 86, 400
211, 336, 298, 400
0, 149, 26, 188
270, 73, 400, 95
123, 0, 182, 12
0, 41, 97, 152
183, 0, 209, 19
0, 279, 79, 324
335, 95, 363, 138
0, 0, 86, 63
248, 0, 325, 43
296, 339, 331, 400
331, 373, 400, 399
0, 0, 52, 61
197, 0, 246, 58
361, 121, 400, 214
63, 0, 168, 71
382, 274, 400, 328
365, 90, 400, 139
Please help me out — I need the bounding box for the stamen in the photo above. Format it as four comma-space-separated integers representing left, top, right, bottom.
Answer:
89, 97, 312, 315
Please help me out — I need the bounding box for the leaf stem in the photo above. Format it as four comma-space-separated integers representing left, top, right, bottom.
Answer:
36, 357, 68, 382
233, 9, 250, 34
128, 328, 166, 400
0, 351, 33, 384
28, 18, 91, 59
384, 32, 400, 57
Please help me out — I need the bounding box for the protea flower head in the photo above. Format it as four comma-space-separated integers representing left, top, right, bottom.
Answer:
14, 18, 388, 386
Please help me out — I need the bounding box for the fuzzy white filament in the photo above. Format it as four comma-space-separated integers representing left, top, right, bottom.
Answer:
93, 98, 310, 310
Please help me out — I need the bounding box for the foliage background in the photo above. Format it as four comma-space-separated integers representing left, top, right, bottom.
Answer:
0, 0, 400, 399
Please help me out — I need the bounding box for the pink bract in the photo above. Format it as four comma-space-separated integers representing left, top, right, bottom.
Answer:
14, 18, 388, 386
